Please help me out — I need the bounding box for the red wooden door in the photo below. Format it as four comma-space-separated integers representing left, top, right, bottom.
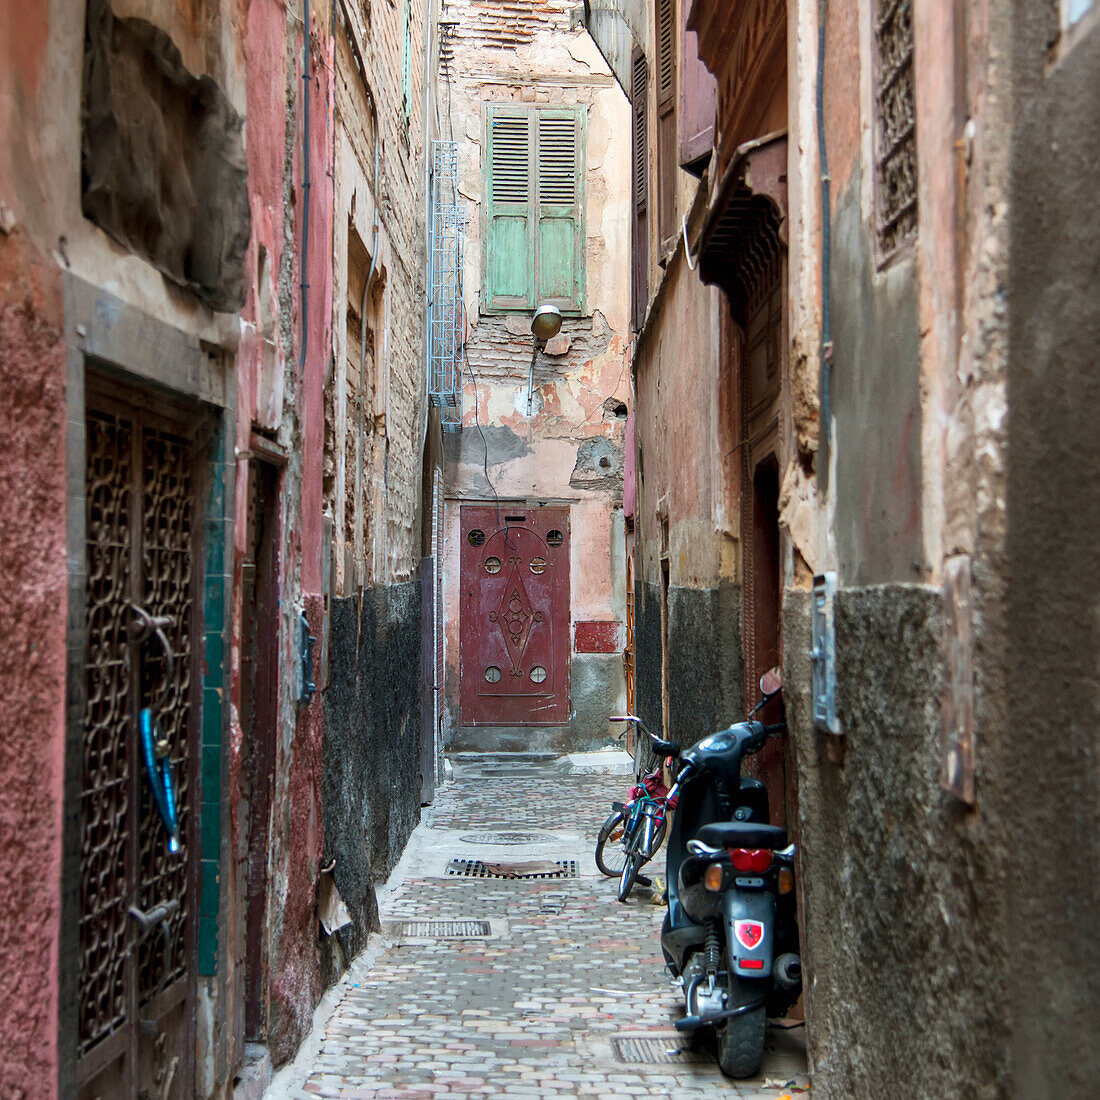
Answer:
460, 505, 570, 726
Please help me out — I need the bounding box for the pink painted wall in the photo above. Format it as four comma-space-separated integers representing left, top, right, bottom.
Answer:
0, 253, 67, 1100
268, 5, 335, 1062
0, 4, 68, 1095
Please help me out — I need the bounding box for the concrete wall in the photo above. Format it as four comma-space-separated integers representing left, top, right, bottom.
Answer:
439, 0, 632, 752
1004, 6, 1100, 1096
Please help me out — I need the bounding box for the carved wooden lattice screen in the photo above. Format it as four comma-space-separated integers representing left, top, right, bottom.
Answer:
873, 0, 918, 258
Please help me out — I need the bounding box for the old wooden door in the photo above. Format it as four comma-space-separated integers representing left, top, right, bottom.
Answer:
460, 505, 570, 726
239, 458, 279, 1045
78, 387, 200, 1100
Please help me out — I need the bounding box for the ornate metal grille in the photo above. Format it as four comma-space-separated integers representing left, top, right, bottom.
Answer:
80, 406, 196, 1054
137, 426, 193, 1002
81, 409, 135, 1053
874, 0, 917, 258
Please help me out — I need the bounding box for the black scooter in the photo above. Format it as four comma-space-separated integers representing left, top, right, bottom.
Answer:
659, 669, 801, 1078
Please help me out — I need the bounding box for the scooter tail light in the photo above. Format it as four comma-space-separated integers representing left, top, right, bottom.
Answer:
729, 848, 773, 873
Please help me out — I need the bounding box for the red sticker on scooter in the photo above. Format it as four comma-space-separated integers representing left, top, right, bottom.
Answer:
734, 920, 764, 951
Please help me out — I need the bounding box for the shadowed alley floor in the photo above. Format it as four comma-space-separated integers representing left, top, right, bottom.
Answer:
267, 755, 809, 1099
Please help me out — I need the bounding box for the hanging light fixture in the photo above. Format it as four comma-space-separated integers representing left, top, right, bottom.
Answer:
527, 304, 563, 414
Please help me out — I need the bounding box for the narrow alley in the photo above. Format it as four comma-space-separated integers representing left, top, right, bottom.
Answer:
267, 756, 807, 1100
2, 0, 1099, 1098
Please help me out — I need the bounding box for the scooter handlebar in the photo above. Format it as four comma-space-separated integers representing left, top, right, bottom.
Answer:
764, 722, 787, 735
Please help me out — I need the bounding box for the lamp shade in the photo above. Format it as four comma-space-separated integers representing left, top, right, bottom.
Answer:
530, 304, 563, 340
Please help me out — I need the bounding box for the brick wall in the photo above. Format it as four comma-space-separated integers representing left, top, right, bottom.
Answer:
332, 0, 427, 590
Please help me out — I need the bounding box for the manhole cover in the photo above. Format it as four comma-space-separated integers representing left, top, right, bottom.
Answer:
391, 920, 491, 938
446, 859, 578, 879
459, 831, 556, 845
611, 1036, 712, 1065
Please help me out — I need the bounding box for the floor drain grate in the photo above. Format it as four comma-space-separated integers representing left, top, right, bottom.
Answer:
611, 1036, 712, 1065
446, 859, 579, 879
392, 920, 491, 938
459, 831, 556, 845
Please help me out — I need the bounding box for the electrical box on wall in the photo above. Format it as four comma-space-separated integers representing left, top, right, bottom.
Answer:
811, 572, 840, 734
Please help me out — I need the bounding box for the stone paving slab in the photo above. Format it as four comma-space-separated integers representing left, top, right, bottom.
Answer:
272, 757, 809, 1100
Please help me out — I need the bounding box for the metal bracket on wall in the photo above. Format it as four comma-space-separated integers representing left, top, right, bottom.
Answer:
811, 572, 841, 734
298, 611, 317, 704
940, 554, 975, 805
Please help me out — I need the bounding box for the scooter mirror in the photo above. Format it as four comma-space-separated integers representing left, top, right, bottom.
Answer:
759, 666, 783, 697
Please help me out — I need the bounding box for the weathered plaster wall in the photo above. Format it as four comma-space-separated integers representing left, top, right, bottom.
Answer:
783, 586, 1005, 1099
780, 0, 1018, 1094
0, 246, 67, 1100
1004, 8, 1100, 1096
323, 580, 423, 956
631, 240, 741, 742
256, 0, 336, 1067
439, 1, 631, 751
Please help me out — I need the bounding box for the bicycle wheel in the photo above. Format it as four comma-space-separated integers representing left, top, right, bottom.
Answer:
638, 804, 669, 861
595, 808, 628, 877
617, 850, 643, 902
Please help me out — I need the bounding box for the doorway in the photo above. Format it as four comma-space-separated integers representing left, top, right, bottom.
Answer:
459, 504, 570, 726
238, 457, 279, 1043
76, 384, 201, 1100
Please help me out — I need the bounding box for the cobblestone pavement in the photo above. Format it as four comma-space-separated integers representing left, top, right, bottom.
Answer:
274, 756, 809, 1100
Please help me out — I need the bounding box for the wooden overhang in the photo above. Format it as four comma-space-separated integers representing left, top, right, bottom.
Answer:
696, 129, 788, 325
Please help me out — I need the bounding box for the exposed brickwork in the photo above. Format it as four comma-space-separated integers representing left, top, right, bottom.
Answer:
333, 0, 426, 589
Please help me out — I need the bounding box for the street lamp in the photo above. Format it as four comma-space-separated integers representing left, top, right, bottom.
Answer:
527, 304, 562, 414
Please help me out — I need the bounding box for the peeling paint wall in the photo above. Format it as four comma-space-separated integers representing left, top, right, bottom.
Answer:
775, 0, 1099, 1095
319, 0, 429, 980
439, 0, 632, 751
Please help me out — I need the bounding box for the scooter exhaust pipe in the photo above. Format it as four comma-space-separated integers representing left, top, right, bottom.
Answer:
774, 953, 802, 991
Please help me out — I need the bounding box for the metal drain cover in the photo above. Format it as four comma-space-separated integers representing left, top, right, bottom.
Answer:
390, 920, 491, 938
446, 858, 578, 879
459, 831, 556, 845
611, 1036, 712, 1065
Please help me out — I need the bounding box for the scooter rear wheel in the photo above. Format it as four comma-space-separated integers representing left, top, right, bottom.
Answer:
716, 1001, 765, 1079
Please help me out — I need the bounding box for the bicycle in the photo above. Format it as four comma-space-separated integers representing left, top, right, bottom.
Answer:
595, 716, 679, 901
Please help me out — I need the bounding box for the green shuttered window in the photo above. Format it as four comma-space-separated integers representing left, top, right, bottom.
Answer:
485, 105, 585, 314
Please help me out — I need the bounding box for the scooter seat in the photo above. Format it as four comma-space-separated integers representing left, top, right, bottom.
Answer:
694, 821, 788, 850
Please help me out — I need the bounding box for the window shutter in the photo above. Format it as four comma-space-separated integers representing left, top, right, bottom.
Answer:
678, 1, 715, 174
655, 0, 677, 246
486, 108, 535, 310
535, 109, 582, 311
631, 47, 649, 330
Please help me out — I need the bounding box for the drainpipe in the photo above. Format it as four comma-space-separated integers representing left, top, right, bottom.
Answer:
816, 0, 833, 491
